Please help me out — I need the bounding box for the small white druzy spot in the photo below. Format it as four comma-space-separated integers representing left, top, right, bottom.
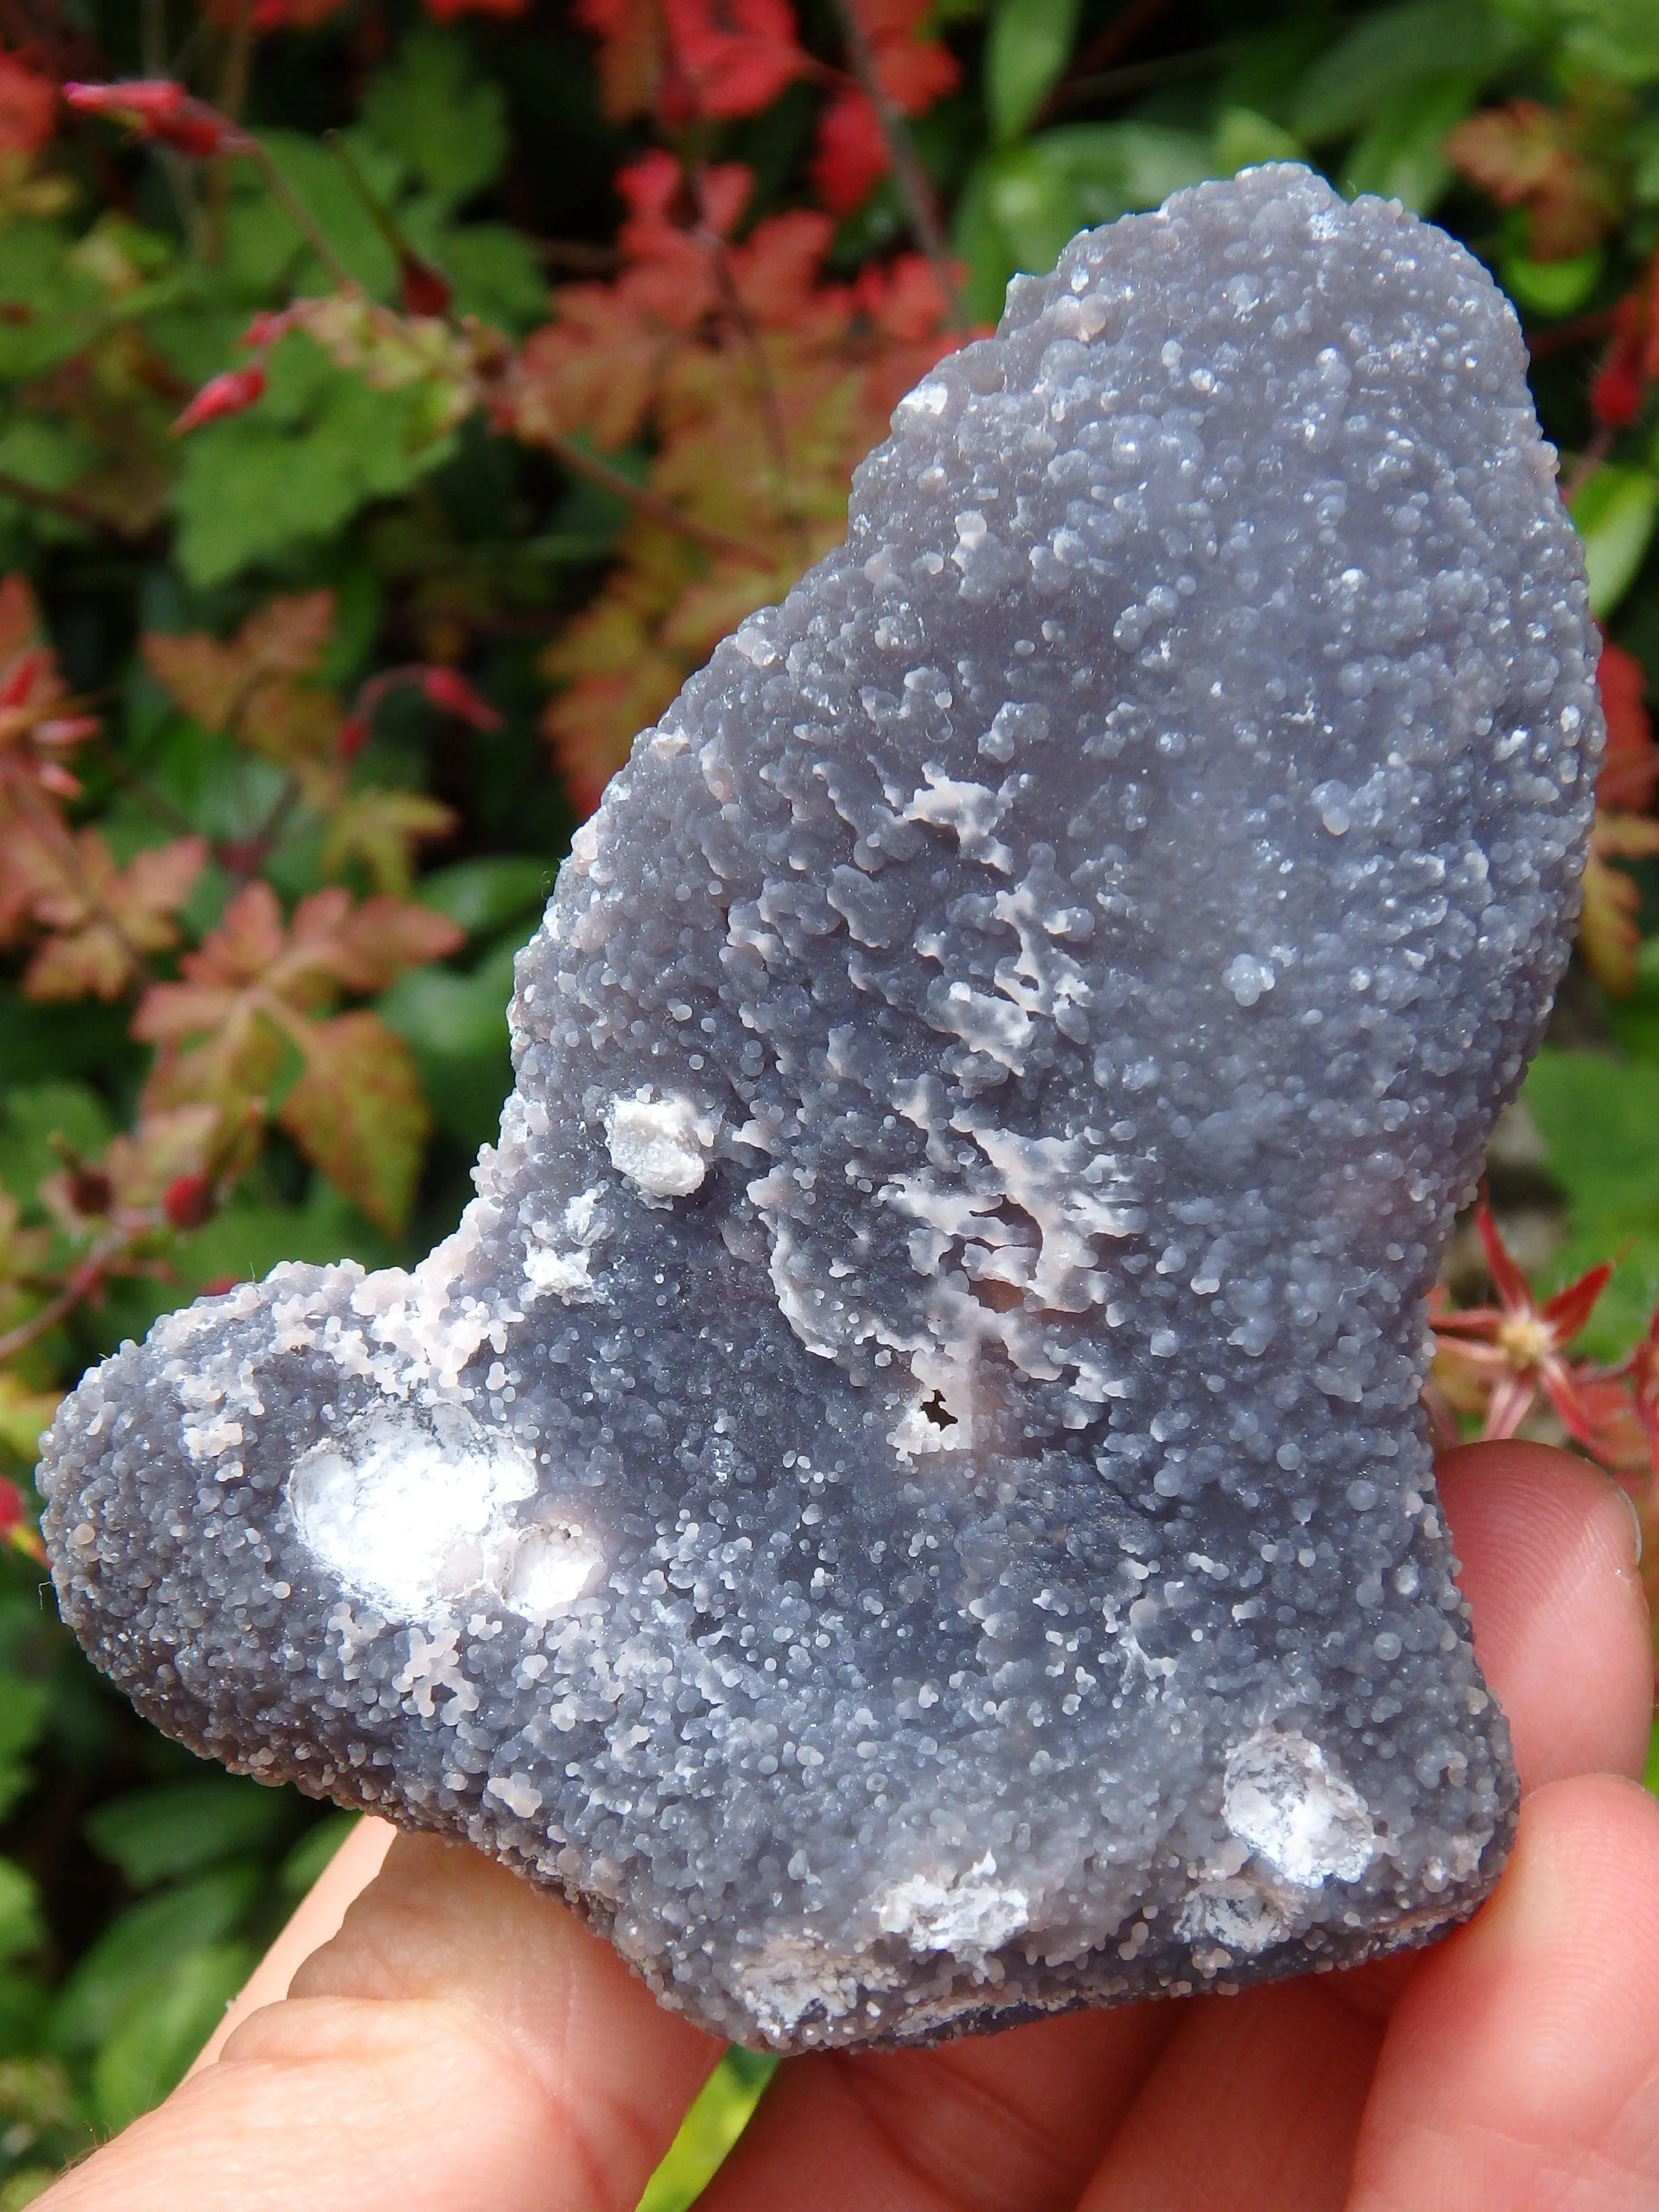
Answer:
875, 1854, 1029, 1965
496, 1519, 602, 1615
1223, 1728, 1375, 1887
485, 1772, 545, 1819
523, 1246, 594, 1300
605, 1090, 715, 1201
1177, 1877, 1291, 1955
1224, 953, 1275, 1007
288, 1410, 536, 1618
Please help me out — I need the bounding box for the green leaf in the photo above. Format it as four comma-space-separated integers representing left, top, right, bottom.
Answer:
0, 1082, 116, 1206
1543, 0, 1659, 83
1501, 246, 1604, 316
83, 1779, 297, 1889
955, 123, 1213, 323
424, 223, 550, 335
91, 1942, 254, 2131
0, 418, 102, 501
1291, 1, 1527, 142
174, 1183, 398, 1293
256, 129, 406, 299
637, 2049, 778, 2212
416, 856, 550, 939
1211, 108, 1304, 176
1570, 464, 1659, 621
48, 1866, 262, 2052
379, 935, 519, 1154
362, 27, 509, 207
984, 0, 1080, 147
0, 1680, 47, 1824
0, 223, 104, 382
1341, 74, 1479, 214
0, 1862, 41, 1969
1524, 1047, 1659, 1358
170, 333, 455, 588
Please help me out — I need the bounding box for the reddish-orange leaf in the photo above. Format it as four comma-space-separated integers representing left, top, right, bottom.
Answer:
1580, 815, 1659, 995
0, 54, 57, 159
277, 1010, 431, 1234
319, 788, 458, 897
1445, 95, 1624, 261
292, 888, 462, 995
1597, 637, 1657, 809
662, 0, 805, 120
19, 830, 207, 1002
572, 0, 667, 120
143, 592, 337, 735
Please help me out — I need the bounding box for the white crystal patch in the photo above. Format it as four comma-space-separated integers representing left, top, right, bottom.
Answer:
1177, 1877, 1292, 1954
875, 1853, 1029, 1965
1223, 1728, 1375, 1886
604, 1091, 715, 1201
288, 1409, 598, 1622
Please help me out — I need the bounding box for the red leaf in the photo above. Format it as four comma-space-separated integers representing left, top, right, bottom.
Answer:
0, 54, 56, 158
244, 0, 353, 26
1596, 637, 1656, 808
812, 91, 889, 214
171, 364, 267, 438
63, 79, 251, 160
662, 0, 805, 120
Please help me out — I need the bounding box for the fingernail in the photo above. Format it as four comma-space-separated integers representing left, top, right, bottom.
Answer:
1600, 1468, 1644, 1571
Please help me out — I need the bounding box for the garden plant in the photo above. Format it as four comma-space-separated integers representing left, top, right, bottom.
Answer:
0, 0, 1657, 2199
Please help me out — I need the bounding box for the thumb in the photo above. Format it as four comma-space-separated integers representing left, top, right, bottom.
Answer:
38, 1827, 721, 2212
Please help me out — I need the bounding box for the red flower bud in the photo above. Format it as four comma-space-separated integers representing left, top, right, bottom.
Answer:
163, 1174, 216, 1230
400, 252, 454, 319
0, 1476, 43, 1562
337, 713, 370, 762
171, 364, 267, 437
1591, 343, 1646, 431
420, 666, 503, 731
63, 79, 251, 160
68, 1168, 113, 1218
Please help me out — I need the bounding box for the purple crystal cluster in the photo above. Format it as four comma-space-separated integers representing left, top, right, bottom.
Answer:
40, 167, 1599, 2050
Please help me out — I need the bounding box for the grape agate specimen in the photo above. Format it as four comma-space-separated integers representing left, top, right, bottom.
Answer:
39, 167, 1600, 2051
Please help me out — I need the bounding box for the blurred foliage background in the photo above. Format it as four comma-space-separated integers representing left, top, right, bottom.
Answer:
0, 0, 1656, 2199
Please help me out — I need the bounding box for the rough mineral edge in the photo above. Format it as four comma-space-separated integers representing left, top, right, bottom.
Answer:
39, 164, 1600, 2052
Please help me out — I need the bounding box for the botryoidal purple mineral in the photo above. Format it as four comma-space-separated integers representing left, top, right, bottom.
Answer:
40, 166, 1600, 2051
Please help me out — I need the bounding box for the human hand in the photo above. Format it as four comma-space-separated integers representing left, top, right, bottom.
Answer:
34, 1441, 1658, 2212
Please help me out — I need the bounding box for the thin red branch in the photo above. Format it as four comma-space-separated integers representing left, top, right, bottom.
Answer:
821, 0, 963, 328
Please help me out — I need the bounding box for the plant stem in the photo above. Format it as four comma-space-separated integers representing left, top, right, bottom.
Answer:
243, 140, 360, 294
0, 1245, 122, 1368
325, 130, 447, 297
823, 0, 963, 328
0, 471, 122, 535
536, 430, 774, 568
1562, 425, 1614, 507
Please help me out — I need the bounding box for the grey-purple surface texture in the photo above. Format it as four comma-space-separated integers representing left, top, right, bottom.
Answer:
39, 165, 1600, 2052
